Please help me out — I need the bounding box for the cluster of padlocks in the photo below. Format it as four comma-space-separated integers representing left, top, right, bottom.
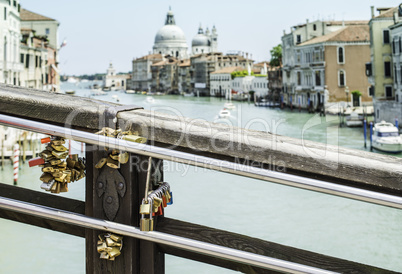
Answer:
97, 233, 123, 260
140, 182, 173, 232
29, 136, 85, 193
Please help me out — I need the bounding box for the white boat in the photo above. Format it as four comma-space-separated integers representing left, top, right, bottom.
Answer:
218, 108, 230, 118
372, 121, 402, 153
112, 95, 120, 102
65, 90, 76, 95
146, 96, 155, 103
345, 112, 363, 127
125, 90, 135, 94
224, 102, 236, 110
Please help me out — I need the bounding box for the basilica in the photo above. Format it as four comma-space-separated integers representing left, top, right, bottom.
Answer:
130, 8, 255, 96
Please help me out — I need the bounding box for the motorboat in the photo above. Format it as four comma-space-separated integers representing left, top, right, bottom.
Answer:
372, 121, 402, 153
65, 90, 75, 95
218, 108, 230, 118
125, 90, 135, 94
345, 112, 363, 127
146, 96, 155, 103
224, 102, 236, 110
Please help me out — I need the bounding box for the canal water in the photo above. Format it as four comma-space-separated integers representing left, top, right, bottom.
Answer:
0, 81, 401, 273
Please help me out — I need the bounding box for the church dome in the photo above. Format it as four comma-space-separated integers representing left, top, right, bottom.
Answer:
192, 34, 210, 47
154, 24, 186, 44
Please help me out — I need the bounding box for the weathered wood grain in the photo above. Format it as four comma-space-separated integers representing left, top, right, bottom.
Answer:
156, 217, 398, 274
0, 182, 85, 237
0, 183, 395, 273
1, 84, 402, 195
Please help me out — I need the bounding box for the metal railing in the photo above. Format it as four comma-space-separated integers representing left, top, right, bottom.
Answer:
1, 113, 402, 210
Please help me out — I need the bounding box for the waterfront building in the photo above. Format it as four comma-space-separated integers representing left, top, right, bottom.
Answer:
151, 56, 179, 94
191, 52, 253, 96
210, 66, 242, 98
20, 8, 60, 91
153, 8, 188, 59
102, 62, 130, 90
367, 6, 402, 123
191, 25, 218, 55
282, 19, 370, 110
0, 0, 22, 85
267, 66, 282, 104
131, 53, 163, 91
177, 59, 191, 94
19, 28, 47, 89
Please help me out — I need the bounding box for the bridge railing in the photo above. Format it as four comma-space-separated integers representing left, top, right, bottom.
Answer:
0, 83, 400, 273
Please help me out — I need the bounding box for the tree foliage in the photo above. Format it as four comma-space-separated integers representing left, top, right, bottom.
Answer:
270, 44, 282, 67
231, 70, 254, 79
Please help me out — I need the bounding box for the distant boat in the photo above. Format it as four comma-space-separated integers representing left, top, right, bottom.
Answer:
372, 121, 402, 153
224, 102, 236, 110
345, 112, 363, 127
125, 90, 135, 94
219, 108, 230, 118
112, 95, 120, 102
146, 96, 155, 103
65, 90, 75, 95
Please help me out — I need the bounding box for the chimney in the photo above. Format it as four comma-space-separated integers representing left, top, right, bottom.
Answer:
283, 29, 286, 35
371, 6, 375, 19
394, 11, 398, 23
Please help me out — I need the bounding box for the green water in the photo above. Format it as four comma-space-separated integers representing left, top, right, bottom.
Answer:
0, 81, 401, 273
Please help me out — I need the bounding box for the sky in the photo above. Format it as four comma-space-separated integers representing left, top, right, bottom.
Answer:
20, 0, 402, 76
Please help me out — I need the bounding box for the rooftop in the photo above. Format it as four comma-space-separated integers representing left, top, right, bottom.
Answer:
298, 25, 370, 46
211, 66, 244, 74
20, 8, 56, 21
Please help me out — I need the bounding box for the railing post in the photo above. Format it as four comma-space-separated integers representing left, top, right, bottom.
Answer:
85, 144, 164, 273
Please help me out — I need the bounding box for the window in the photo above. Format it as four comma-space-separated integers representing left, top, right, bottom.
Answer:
297, 71, 301, 85
384, 61, 391, 77
35, 56, 38, 68
395, 64, 398, 84
393, 39, 396, 54
337, 47, 344, 63
313, 24, 317, 31
20, 53, 23, 63
315, 70, 321, 86
4, 7, 6, 20
385, 86, 393, 98
400, 37, 402, 53
25, 54, 29, 68
383, 30, 390, 44
338, 70, 345, 87
296, 35, 301, 44
13, 0, 15, 7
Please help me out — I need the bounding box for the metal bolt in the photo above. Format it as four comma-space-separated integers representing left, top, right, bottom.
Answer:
98, 182, 103, 189
106, 196, 113, 204
117, 182, 124, 190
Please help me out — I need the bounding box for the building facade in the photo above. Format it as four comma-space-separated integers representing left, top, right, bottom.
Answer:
131, 53, 163, 91
283, 20, 371, 110
20, 8, 60, 91
103, 62, 130, 90
151, 56, 179, 94
191, 25, 218, 55
0, 0, 22, 85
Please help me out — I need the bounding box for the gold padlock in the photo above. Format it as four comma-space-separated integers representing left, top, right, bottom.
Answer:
51, 144, 68, 152
42, 166, 54, 173
40, 173, 53, 183
110, 234, 123, 243
109, 247, 121, 258
109, 153, 119, 161
106, 157, 119, 169
51, 139, 65, 146
50, 159, 62, 166
122, 135, 147, 144
118, 152, 129, 164
52, 150, 69, 159
95, 158, 107, 169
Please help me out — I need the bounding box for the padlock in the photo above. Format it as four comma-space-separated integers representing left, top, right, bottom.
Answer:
152, 197, 163, 213
109, 247, 121, 258
122, 135, 147, 144
46, 145, 54, 152
71, 154, 79, 162
106, 237, 121, 247
51, 139, 65, 146
28, 157, 45, 167
167, 191, 173, 205
39, 150, 53, 160
110, 234, 123, 242
40, 180, 55, 191
42, 166, 54, 173
41, 137, 51, 144
140, 199, 154, 232
40, 172, 53, 183
51, 144, 68, 152
106, 157, 119, 169
49, 159, 62, 166
52, 150, 69, 159
139, 199, 151, 214
95, 158, 107, 169
58, 161, 67, 168
109, 153, 119, 161
118, 152, 129, 164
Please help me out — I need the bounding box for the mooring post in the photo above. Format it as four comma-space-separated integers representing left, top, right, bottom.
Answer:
370, 122, 373, 151
363, 119, 367, 149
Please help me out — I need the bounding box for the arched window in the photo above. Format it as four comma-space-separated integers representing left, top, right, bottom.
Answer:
337, 47, 344, 64
338, 70, 345, 87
